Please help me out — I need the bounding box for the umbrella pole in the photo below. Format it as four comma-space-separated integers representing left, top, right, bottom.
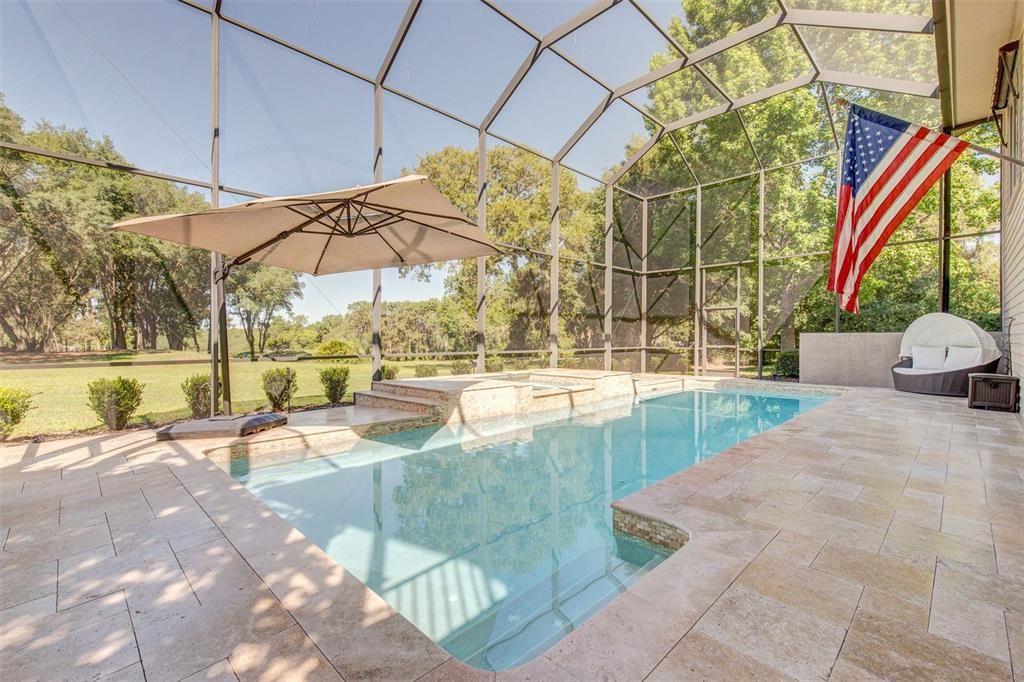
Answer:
217, 262, 232, 415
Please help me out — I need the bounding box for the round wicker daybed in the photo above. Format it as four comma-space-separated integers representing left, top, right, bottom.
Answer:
891, 313, 1001, 397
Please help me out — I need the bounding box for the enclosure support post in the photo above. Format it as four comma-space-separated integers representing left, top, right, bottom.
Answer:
694, 186, 702, 375
210, 3, 231, 416
550, 161, 560, 368
757, 170, 765, 380
640, 198, 648, 374
940, 156, 953, 312
371, 84, 383, 381
477, 131, 487, 374
604, 185, 613, 371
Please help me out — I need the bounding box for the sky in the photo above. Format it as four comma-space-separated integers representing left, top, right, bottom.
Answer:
0, 0, 683, 319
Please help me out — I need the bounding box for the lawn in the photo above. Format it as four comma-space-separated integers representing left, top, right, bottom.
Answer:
0, 356, 457, 439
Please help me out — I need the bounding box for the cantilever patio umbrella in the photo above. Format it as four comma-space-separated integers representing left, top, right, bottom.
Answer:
112, 174, 498, 276
111, 174, 499, 416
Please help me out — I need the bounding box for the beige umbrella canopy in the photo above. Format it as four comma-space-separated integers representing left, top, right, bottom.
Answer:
112, 175, 499, 276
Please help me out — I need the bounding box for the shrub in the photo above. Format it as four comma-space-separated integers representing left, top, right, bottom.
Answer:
509, 358, 531, 371
0, 388, 32, 440
317, 339, 354, 357
414, 365, 439, 378
775, 351, 800, 378
180, 373, 220, 419
318, 366, 350, 404
484, 356, 504, 373
262, 368, 298, 411
450, 359, 474, 375
380, 363, 400, 380
87, 377, 145, 430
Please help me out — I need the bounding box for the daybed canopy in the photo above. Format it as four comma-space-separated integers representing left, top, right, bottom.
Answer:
898, 312, 1000, 362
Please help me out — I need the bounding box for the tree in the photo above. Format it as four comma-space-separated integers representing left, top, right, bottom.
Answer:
0, 95, 211, 353
227, 265, 303, 359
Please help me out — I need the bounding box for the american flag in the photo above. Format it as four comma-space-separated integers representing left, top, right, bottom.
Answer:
827, 104, 967, 313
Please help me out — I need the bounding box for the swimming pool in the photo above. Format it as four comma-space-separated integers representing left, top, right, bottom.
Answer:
233, 388, 827, 671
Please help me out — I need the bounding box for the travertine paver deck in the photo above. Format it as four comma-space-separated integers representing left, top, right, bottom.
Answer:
1, 387, 1022, 681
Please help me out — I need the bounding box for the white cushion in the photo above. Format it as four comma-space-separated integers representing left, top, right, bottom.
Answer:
893, 366, 945, 375
944, 345, 981, 370
911, 345, 946, 370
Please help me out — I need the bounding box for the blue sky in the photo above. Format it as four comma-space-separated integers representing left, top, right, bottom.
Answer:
0, 0, 678, 320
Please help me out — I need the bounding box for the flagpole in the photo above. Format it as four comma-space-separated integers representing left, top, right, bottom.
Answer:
834, 98, 1024, 168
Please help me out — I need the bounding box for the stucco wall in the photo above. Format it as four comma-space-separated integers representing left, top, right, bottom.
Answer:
799, 333, 903, 388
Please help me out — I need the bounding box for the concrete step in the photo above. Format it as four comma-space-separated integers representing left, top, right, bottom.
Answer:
353, 390, 442, 416
371, 380, 453, 402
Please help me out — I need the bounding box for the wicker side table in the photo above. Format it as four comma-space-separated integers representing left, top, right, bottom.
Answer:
967, 374, 1020, 413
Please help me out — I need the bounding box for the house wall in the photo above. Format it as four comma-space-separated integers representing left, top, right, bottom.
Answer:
1003, 42, 1024, 384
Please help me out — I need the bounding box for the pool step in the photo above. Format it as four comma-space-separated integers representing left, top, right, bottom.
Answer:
371, 380, 454, 402
353, 390, 442, 416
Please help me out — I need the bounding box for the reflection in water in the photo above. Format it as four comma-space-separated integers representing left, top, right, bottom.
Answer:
236, 390, 825, 671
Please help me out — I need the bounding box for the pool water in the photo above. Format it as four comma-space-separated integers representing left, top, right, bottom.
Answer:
234, 389, 827, 671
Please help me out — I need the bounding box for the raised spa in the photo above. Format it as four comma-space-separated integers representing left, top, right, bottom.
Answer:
232, 388, 827, 671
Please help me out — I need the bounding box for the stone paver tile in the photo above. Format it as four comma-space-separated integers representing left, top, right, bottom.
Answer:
420, 658, 494, 681
176, 539, 265, 603
56, 542, 182, 614
805, 494, 894, 529
833, 608, 1011, 681
545, 592, 690, 682
0, 593, 57, 651
134, 582, 295, 682
744, 504, 888, 554
646, 631, 795, 681
179, 658, 239, 682
681, 528, 776, 561
2, 609, 139, 681
229, 624, 341, 682
993, 523, 1024, 581
880, 520, 997, 572
692, 584, 846, 681
856, 586, 930, 633
1006, 609, 1023, 682
933, 558, 1024, 615
761, 530, 827, 567
941, 512, 994, 543
735, 554, 863, 627
1, 590, 125, 654
0, 521, 112, 575
628, 544, 751, 616
60, 488, 156, 530
112, 507, 222, 555
811, 542, 933, 605
929, 576, 1010, 663
501, 656, 577, 681
944, 496, 1022, 529
0, 559, 56, 610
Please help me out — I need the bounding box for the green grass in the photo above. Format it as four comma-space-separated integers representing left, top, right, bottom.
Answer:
0, 358, 456, 439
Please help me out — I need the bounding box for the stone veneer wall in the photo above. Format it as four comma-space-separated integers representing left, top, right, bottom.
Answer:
612, 508, 688, 551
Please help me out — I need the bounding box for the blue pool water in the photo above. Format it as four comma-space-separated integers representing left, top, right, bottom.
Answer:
233, 389, 827, 671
